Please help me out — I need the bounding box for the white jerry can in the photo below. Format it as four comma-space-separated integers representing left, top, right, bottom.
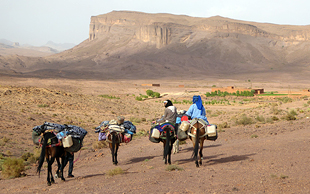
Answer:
62, 135, 73, 148
179, 121, 190, 131
207, 124, 217, 137
151, 128, 160, 139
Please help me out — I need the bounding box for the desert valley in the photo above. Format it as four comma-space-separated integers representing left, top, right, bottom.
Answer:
0, 11, 310, 194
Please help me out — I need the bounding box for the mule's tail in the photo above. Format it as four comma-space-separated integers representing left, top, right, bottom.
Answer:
192, 126, 200, 159
164, 127, 171, 158
37, 133, 47, 176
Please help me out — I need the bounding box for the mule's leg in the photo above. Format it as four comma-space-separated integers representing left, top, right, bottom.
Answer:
199, 140, 204, 165
163, 141, 167, 164
55, 157, 60, 179
60, 155, 66, 181
114, 143, 119, 165
47, 157, 55, 186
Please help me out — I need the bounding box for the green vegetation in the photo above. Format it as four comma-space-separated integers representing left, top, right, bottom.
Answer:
146, 90, 160, 98
251, 134, 258, 138
276, 97, 293, 103
98, 95, 120, 99
38, 104, 49, 108
205, 90, 255, 97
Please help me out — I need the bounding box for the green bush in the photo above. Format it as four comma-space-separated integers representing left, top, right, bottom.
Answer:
146, 90, 154, 96
152, 92, 160, 98
135, 96, 143, 101
1, 157, 25, 179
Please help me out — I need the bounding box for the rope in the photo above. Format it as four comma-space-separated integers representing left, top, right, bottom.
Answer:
188, 118, 208, 138
73, 150, 81, 164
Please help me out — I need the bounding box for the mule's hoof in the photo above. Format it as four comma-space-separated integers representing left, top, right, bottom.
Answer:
47, 182, 51, 186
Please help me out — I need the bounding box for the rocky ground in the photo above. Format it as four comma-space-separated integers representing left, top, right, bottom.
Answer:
0, 77, 310, 194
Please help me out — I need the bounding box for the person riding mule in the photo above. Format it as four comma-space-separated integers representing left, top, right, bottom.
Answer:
151, 100, 177, 164
185, 95, 210, 167
185, 95, 209, 124
37, 130, 67, 186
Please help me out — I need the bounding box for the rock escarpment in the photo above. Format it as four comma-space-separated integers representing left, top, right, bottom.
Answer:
89, 11, 310, 48
1, 11, 310, 81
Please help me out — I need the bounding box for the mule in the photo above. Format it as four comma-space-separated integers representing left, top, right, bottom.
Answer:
188, 118, 208, 167
37, 131, 66, 186
106, 130, 121, 165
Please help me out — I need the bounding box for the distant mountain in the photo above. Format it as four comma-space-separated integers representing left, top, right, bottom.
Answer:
0, 11, 310, 82
0, 39, 75, 57
44, 41, 76, 51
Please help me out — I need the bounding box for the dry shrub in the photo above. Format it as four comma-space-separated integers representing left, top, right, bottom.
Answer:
235, 114, 254, 125
107, 167, 124, 176
92, 141, 108, 150
1, 157, 25, 179
166, 164, 184, 171
218, 122, 230, 129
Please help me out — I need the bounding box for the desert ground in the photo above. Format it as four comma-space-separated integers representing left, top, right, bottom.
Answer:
0, 76, 310, 194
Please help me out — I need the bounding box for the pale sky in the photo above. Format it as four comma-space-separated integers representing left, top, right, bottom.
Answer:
1, 0, 309, 46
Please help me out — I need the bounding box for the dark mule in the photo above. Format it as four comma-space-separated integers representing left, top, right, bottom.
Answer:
188, 118, 207, 167
106, 130, 120, 165
161, 125, 176, 165
37, 131, 66, 186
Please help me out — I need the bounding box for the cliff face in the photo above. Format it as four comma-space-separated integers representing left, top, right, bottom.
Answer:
89, 11, 310, 49
1, 11, 310, 81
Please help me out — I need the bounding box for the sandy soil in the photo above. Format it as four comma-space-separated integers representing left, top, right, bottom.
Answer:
0, 77, 310, 194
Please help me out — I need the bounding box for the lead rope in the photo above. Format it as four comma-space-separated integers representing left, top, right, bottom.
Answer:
73, 150, 81, 164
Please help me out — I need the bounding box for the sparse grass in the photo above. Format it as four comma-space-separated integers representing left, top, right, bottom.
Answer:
255, 115, 265, 123
133, 129, 147, 139
1, 157, 25, 179
130, 117, 141, 124
166, 164, 184, 171
98, 95, 120, 99
218, 122, 230, 129
107, 167, 124, 176
282, 110, 297, 121
235, 114, 254, 125
280, 174, 289, 179
38, 104, 49, 108
276, 97, 293, 103
92, 141, 108, 150
251, 134, 258, 138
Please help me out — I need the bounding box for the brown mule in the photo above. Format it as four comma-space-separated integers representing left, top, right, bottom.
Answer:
37, 131, 66, 186
188, 119, 208, 167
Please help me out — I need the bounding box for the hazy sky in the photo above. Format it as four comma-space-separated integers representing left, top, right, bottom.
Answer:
1, 0, 309, 46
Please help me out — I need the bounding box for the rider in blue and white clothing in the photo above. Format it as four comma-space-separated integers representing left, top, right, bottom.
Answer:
185, 95, 209, 124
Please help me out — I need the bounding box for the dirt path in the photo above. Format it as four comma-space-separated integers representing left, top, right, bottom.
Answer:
1, 118, 310, 194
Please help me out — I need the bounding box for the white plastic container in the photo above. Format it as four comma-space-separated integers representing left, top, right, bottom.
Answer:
151, 128, 160, 139
179, 121, 190, 131
62, 135, 73, 148
207, 125, 217, 137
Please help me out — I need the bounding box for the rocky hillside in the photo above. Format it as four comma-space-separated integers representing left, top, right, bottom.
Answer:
1, 11, 310, 81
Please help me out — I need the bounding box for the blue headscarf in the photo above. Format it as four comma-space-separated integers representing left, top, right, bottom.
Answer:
193, 95, 203, 110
